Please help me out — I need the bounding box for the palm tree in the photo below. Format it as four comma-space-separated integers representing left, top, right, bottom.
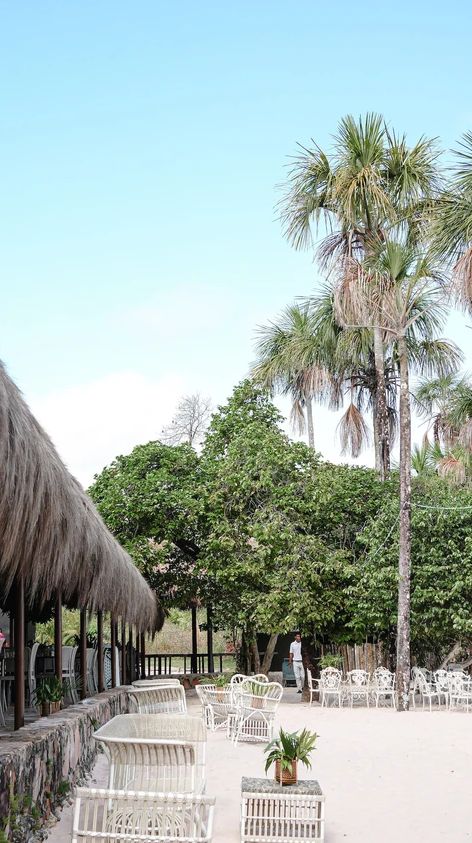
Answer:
280, 113, 440, 479
413, 373, 467, 447
252, 304, 339, 448
342, 239, 461, 709
434, 132, 472, 311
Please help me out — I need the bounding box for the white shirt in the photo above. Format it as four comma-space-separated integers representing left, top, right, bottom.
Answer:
290, 641, 302, 661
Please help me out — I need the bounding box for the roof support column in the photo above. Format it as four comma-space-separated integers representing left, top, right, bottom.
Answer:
54, 595, 62, 682
191, 605, 198, 674
97, 610, 104, 693
14, 576, 25, 730
80, 608, 87, 700
128, 626, 134, 683
110, 617, 117, 688
140, 632, 146, 679
207, 604, 214, 674
121, 621, 126, 685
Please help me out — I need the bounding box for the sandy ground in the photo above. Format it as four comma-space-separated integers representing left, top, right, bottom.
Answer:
47, 688, 472, 842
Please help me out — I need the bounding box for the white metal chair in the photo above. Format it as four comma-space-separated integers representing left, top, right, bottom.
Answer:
307, 668, 316, 705
128, 684, 187, 714
434, 670, 450, 707
346, 669, 370, 707
93, 713, 206, 794
448, 672, 472, 711
319, 668, 342, 708
232, 679, 283, 745
416, 672, 441, 711
72, 787, 215, 842
371, 667, 396, 708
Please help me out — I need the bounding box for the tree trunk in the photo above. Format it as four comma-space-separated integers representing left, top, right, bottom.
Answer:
373, 327, 390, 480
372, 399, 381, 473
439, 642, 462, 670
249, 634, 261, 673
396, 335, 412, 711
261, 633, 279, 675
306, 400, 315, 449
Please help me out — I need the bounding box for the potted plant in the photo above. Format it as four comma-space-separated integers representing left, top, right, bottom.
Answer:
200, 673, 229, 699
264, 727, 318, 786
33, 677, 64, 716
247, 679, 268, 709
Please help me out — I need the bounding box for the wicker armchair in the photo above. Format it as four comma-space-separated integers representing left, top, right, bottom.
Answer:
231, 679, 283, 745
72, 788, 215, 842
93, 713, 206, 794
128, 684, 187, 714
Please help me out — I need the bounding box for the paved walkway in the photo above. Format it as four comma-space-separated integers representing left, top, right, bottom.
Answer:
47, 688, 472, 842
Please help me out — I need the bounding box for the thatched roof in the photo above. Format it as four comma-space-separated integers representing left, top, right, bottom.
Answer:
0, 362, 163, 632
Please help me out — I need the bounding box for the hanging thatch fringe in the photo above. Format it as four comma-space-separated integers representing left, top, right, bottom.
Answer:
0, 362, 163, 632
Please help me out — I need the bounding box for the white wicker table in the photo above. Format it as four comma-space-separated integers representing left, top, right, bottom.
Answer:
241, 777, 325, 842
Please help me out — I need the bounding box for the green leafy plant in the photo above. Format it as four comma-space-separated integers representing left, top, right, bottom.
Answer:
32, 676, 64, 705
319, 653, 343, 670
265, 727, 318, 774
199, 674, 229, 686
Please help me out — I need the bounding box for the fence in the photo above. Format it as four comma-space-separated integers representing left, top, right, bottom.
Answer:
144, 652, 236, 676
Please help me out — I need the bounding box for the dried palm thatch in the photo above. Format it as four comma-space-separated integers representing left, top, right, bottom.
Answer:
0, 362, 163, 632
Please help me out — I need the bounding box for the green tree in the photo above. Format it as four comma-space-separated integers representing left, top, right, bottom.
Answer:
340, 238, 461, 707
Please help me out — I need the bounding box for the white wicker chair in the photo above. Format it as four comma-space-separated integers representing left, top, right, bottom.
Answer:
232, 679, 283, 745
62, 645, 79, 703
307, 668, 316, 705
371, 667, 396, 708
195, 684, 237, 734
132, 678, 181, 688
319, 668, 342, 708
93, 713, 207, 794
72, 788, 215, 842
128, 684, 187, 714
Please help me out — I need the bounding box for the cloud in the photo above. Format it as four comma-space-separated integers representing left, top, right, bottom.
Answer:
28, 370, 185, 487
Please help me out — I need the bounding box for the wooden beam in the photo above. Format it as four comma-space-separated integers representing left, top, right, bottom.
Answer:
14, 577, 25, 730
140, 632, 146, 679
121, 621, 126, 685
191, 606, 198, 674
54, 595, 62, 682
97, 611, 104, 693
207, 604, 214, 674
110, 617, 117, 688
128, 625, 134, 683
80, 608, 87, 700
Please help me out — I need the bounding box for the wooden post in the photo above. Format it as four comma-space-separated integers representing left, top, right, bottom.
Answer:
54, 595, 62, 682
110, 617, 117, 688
121, 621, 127, 685
191, 606, 198, 674
14, 577, 25, 730
207, 605, 214, 674
140, 632, 146, 679
80, 608, 87, 700
97, 610, 104, 693
128, 626, 134, 683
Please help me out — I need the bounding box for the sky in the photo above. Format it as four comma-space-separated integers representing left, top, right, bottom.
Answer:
1, 1, 471, 485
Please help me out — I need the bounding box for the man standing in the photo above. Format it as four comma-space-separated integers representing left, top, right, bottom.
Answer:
289, 631, 304, 694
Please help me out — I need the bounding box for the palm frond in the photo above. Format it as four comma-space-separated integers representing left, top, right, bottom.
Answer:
337, 402, 371, 457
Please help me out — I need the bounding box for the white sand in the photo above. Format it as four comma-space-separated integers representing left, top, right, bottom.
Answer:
47, 688, 472, 841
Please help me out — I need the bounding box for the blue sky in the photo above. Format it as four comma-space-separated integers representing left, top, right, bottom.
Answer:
1, 1, 471, 483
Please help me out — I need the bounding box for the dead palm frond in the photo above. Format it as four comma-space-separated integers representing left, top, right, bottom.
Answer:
337, 402, 371, 457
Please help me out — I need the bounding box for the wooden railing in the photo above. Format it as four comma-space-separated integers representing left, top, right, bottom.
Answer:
143, 652, 236, 676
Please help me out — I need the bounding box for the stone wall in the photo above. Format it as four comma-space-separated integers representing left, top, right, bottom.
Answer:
0, 688, 130, 841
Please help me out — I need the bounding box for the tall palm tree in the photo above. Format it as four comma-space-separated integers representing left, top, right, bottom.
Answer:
434, 132, 472, 310
252, 304, 339, 448
343, 239, 461, 709
413, 373, 467, 447
280, 113, 440, 479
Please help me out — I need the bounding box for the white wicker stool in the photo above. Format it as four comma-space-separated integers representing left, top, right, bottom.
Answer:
241, 776, 325, 842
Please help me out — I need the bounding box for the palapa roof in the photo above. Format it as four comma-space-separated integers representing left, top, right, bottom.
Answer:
0, 362, 163, 632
